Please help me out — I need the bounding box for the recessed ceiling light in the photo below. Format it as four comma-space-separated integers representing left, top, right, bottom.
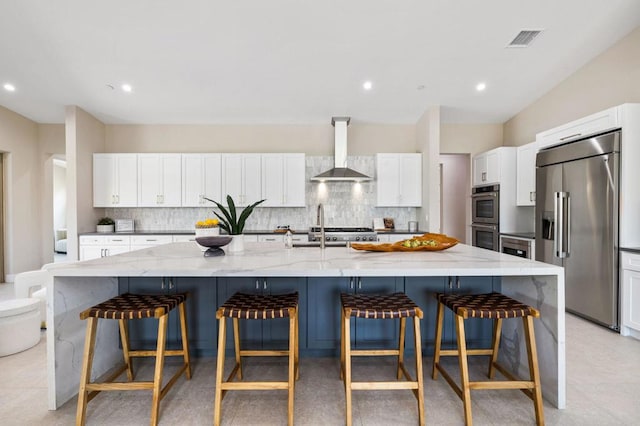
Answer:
476, 82, 486, 92
417, 85, 425, 90
121, 83, 133, 93
363, 81, 373, 91
3, 83, 16, 92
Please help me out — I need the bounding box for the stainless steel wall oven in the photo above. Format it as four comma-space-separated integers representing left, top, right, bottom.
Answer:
471, 184, 500, 251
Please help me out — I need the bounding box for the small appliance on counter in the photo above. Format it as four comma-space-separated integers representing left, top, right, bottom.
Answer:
115, 219, 134, 233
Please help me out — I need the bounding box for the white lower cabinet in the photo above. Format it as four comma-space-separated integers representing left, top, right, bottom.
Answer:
79, 235, 131, 261
621, 251, 640, 339
377, 233, 417, 243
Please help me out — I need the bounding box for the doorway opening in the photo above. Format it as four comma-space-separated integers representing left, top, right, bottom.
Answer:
52, 158, 67, 263
440, 154, 470, 244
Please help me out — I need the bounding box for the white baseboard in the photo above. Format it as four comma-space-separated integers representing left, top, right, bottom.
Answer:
5, 274, 16, 283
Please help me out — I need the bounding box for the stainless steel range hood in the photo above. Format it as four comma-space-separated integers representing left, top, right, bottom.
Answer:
311, 117, 372, 182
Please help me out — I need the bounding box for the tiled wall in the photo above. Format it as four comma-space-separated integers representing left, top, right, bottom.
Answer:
105, 156, 419, 232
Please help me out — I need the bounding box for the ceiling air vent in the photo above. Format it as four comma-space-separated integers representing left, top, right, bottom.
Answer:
507, 30, 543, 48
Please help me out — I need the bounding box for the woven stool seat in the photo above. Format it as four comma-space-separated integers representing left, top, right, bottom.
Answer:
340, 292, 423, 319
79, 292, 186, 320
217, 292, 298, 319
436, 292, 539, 320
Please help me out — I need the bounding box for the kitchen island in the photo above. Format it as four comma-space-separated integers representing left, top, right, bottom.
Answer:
47, 242, 565, 411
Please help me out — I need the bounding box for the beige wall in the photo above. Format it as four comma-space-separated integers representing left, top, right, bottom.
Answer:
0, 105, 41, 276
66, 107, 105, 261
504, 26, 640, 146
105, 123, 416, 155
440, 123, 503, 156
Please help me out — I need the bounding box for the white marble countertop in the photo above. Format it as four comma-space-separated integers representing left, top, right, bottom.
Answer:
51, 242, 563, 278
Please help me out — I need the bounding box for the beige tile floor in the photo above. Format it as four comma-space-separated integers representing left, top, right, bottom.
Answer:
2, 281, 640, 425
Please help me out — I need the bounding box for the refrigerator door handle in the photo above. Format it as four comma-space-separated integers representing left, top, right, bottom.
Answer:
555, 191, 569, 258
565, 193, 571, 257
555, 192, 562, 258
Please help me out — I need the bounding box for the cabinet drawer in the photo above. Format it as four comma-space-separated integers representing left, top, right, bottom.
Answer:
105, 235, 131, 245
130, 235, 172, 246
79, 235, 106, 245
622, 252, 640, 272
257, 234, 283, 243
173, 234, 197, 243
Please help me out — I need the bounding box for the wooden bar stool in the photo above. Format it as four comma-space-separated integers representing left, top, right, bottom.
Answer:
76, 292, 191, 426
214, 292, 299, 426
340, 292, 425, 426
432, 292, 544, 426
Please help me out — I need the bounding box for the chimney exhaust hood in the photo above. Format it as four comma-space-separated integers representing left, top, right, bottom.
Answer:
311, 117, 372, 182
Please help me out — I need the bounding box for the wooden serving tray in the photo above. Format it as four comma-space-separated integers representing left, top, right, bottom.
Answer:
351, 233, 459, 252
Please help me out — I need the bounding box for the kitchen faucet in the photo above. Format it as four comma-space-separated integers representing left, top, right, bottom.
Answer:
317, 203, 325, 249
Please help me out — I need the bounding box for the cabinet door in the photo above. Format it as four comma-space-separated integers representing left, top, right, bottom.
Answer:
138, 154, 162, 206
203, 154, 222, 205
182, 154, 204, 206
175, 277, 217, 356
93, 154, 116, 207
103, 245, 130, 257
242, 154, 262, 206
404, 277, 446, 353
472, 154, 487, 186
217, 277, 263, 349
376, 154, 399, 206
261, 154, 284, 207
160, 154, 182, 206
119, 277, 167, 350
516, 142, 538, 206
485, 150, 500, 184
115, 154, 138, 207
221, 154, 243, 203
399, 154, 422, 206
262, 277, 307, 350
354, 277, 404, 349
283, 154, 305, 207
80, 246, 103, 261
445, 276, 500, 349
307, 277, 350, 351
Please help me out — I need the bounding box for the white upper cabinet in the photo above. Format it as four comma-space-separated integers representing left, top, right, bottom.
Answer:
137, 154, 182, 207
182, 154, 222, 206
536, 106, 620, 149
261, 153, 305, 207
93, 153, 138, 207
472, 147, 515, 186
516, 142, 539, 206
376, 153, 422, 207
221, 154, 262, 206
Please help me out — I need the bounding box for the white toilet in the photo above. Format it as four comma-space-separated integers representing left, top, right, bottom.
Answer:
0, 298, 41, 357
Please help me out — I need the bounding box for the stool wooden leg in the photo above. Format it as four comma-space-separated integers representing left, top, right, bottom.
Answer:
432, 301, 444, 380
214, 315, 226, 426
414, 316, 426, 426
118, 319, 134, 381
233, 317, 243, 380
178, 302, 192, 379
287, 308, 296, 426
397, 317, 406, 380
344, 308, 353, 426
76, 317, 98, 426
150, 313, 168, 426
455, 315, 473, 426
294, 308, 300, 380
523, 315, 545, 426
340, 307, 345, 380
488, 318, 502, 379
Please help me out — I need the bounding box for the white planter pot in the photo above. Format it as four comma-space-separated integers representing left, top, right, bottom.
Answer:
195, 227, 220, 251
226, 234, 244, 253
96, 224, 114, 233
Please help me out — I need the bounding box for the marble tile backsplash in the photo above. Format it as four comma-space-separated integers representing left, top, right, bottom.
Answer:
105, 156, 419, 232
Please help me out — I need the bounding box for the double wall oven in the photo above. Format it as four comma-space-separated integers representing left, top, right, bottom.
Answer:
471, 184, 500, 251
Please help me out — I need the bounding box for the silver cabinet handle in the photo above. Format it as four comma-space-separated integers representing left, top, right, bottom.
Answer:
161, 277, 165, 290
560, 133, 581, 141
116, 195, 120, 204
263, 280, 267, 290
358, 278, 362, 290
456, 277, 461, 289
349, 278, 354, 290
448, 277, 453, 289
169, 278, 174, 290
256, 279, 260, 290
482, 171, 487, 181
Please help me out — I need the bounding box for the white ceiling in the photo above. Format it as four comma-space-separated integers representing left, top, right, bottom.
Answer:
1, 1, 639, 125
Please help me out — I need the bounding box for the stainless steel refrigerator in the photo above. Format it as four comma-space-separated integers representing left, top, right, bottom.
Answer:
536, 130, 620, 330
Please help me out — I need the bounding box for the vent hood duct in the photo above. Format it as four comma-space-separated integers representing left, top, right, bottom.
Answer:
311, 117, 372, 182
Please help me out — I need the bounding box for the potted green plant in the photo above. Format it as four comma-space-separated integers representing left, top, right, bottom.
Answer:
203, 195, 265, 252
96, 217, 115, 233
